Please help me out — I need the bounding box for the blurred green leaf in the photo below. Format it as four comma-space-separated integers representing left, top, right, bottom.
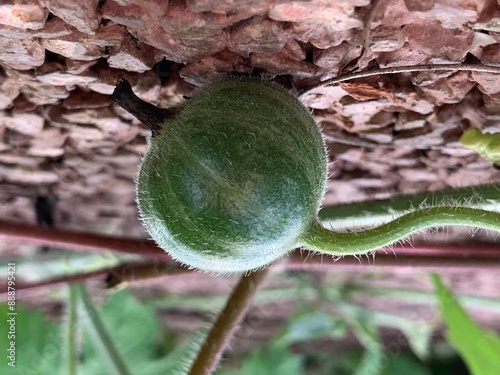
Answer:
0, 289, 198, 375
0, 304, 62, 375
77, 285, 133, 375
381, 355, 431, 375
347, 311, 385, 375
0, 250, 129, 283
346, 310, 380, 350
218, 345, 304, 375
354, 347, 385, 375
391, 319, 431, 361
432, 273, 500, 375
339, 284, 433, 360
80, 288, 177, 375
276, 309, 346, 346
365, 310, 431, 360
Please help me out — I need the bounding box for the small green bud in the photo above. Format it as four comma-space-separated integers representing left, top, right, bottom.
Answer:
460, 128, 500, 166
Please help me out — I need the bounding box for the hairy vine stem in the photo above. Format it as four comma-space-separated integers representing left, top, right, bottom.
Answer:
319, 183, 500, 227
297, 62, 500, 257
65, 285, 79, 375
188, 267, 270, 375
303, 207, 500, 256
76, 284, 133, 375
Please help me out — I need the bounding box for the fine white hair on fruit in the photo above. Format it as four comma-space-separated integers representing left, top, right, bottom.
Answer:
136, 78, 328, 273
111, 74, 500, 275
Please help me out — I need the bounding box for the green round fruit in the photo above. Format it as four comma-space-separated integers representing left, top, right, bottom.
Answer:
137, 78, 327, 273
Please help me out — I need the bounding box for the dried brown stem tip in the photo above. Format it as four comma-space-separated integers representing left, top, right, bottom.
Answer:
111, 80, 172, 136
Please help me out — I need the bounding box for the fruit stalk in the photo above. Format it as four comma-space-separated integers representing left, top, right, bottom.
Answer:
188, 267, 270, 375
112, 80, 172, 136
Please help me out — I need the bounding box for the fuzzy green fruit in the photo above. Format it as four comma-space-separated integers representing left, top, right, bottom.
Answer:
137, 78, 327, 272
113, 69, 500, 276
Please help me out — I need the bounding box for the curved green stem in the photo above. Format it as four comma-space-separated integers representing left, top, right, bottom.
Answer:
65, 284, 79, 375
319, 183, 500, 228
301, 207, 500, 256
76, 283, 132, 375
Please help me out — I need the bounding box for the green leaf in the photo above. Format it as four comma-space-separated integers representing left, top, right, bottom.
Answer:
1, 288, 186, 375
77, 285, 133, 375
347, 313, 385, 375
354, 347, 385, 375
276, 309, 346, 346
381, 355, 431, 375
347, 310, 380, 350
0, 250, 127, 284
0, 304, 62, 375
397, 323, 431, 361
79, 288, 175, 375
367, 310, 431, 360
218, 345, 304, 375
431, 273, 500, 375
